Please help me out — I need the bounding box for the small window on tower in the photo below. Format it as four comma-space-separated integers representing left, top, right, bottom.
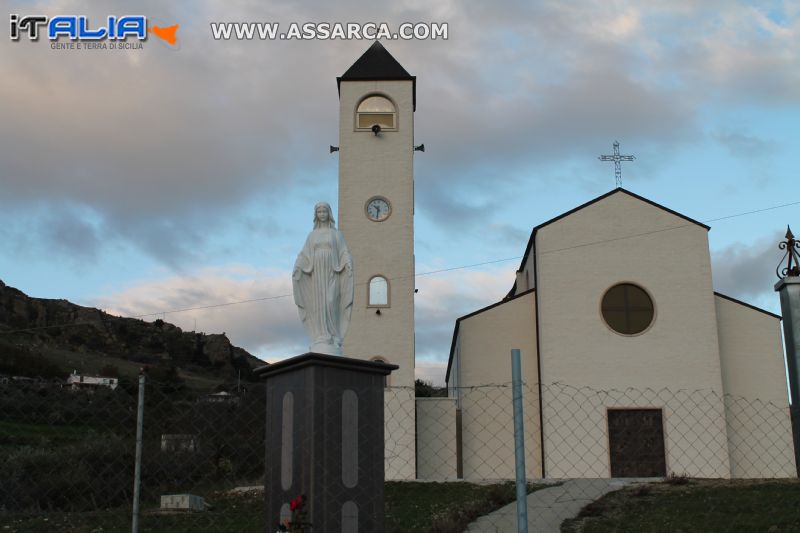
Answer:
356, 95, 396, 130
368, 275, 389, 307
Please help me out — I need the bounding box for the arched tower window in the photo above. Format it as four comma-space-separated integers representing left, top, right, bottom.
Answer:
356, 95, 396, 130
368, 275, 389, 307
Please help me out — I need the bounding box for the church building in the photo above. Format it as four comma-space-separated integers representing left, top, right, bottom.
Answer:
333, 41, 795, 482
445, 188, 796, 480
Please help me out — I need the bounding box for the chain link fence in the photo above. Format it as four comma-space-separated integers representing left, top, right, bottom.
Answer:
0, 374, 266, 531
1, 375, 798, 531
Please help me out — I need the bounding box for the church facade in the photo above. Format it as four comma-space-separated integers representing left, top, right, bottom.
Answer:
333, 42, 794, 481
445, 189, 796, 480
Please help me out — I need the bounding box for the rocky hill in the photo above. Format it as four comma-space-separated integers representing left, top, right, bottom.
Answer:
0, 279, 264, 386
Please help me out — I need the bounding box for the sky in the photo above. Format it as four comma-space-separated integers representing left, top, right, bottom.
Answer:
1, 1, 799, 386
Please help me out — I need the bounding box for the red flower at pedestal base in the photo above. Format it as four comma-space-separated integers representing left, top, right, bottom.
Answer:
277, 494, 311, 532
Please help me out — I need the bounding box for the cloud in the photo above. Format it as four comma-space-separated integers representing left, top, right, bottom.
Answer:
33, 204, 104, 261
90, 260, 518, 371
414, 265, 518, 362
3, 0, 798, 268
689, 5, 800, 104
714, 131, 776, 158
1, 0, 335, 263
413, 1, 798, 232
415, 360, 447, 387
92, 265, 304, 360
487, 223, 530, 247
416, 63, 698, 232
711, 231, 785, 302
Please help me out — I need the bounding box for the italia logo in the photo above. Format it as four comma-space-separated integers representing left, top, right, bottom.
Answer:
9, 14, 179, 46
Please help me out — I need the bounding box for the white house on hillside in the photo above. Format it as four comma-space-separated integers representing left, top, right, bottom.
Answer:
67, 370, 118, 391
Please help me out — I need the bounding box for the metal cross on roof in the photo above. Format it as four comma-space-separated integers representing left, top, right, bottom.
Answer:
599, 141, 635, 187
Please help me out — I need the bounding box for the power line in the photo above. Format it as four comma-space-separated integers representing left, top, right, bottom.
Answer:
704, 200, 800, 223
130, 294, 293, 319
413, 257, 522, 278
129, 256, 527, 319
540, 199, 800, 256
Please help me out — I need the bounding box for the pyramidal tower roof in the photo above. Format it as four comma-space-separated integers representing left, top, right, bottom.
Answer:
337, 41, 416, 109
339, 41, 413, 81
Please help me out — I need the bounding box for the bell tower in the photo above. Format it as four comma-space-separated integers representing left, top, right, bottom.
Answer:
337, 41, 417, 479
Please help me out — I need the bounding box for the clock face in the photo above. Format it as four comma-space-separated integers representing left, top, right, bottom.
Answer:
365, 196, 391, 221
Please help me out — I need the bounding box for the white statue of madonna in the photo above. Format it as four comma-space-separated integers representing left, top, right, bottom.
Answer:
292, 202, 354, 355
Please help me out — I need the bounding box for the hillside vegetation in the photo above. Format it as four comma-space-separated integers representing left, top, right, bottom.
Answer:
0, 280, 264, 387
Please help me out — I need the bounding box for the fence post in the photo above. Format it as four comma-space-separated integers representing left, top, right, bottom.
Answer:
132, 369, 146, 533
511, 349, 528, 533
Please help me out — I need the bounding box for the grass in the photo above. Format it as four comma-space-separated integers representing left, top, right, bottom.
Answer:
0, 481, 544, 532
561, 478, 800, 532
0, 419, 99, 448
0, 490, 264, 533
0, 495, 263, 533
11, 479, 800, 532
386, 481, 547, 533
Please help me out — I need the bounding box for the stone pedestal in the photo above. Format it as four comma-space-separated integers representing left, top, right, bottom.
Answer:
256, 352, 397, 532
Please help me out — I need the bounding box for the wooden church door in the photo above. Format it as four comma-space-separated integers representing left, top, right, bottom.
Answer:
607, 409, 667, 477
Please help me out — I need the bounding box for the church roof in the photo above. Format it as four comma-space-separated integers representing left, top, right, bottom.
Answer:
337, 41, 417, 109
515, 188, 710, 277
714, 292, 781, 320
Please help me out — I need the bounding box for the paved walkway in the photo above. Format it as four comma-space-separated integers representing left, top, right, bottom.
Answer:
466, 478, 655, 532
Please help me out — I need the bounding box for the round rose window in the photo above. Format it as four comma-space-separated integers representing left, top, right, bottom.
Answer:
601, 283, 654, 335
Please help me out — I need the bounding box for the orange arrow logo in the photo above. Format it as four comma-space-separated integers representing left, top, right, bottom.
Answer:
149, 24, 179, 45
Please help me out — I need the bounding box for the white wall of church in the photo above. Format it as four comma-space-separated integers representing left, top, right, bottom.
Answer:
541, 384, 731, 478
416, 398, 458, 479
453, 291, 542, 480
715, 295, 796, 478
455, 291, 538, 387
535, 192, 731, 478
